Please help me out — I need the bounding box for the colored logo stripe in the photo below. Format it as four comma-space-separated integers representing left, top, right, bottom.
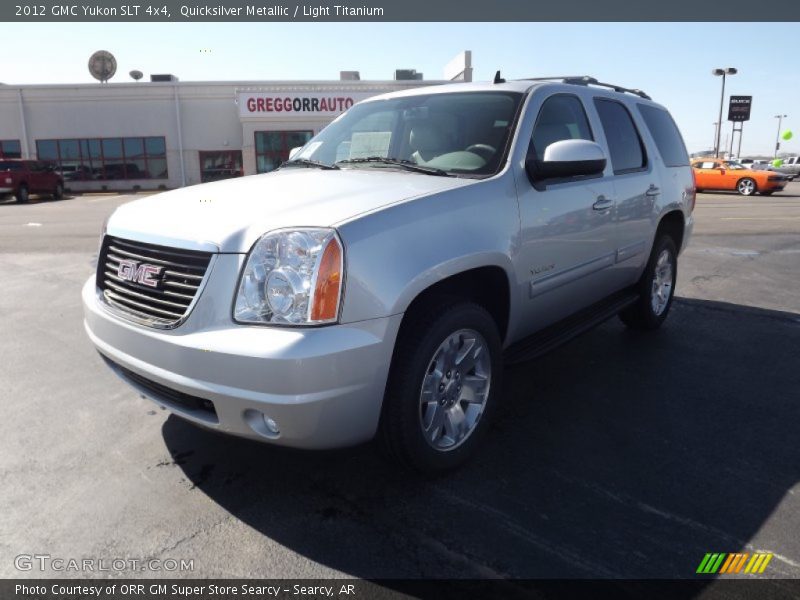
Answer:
697, 553, 726, 574
698, 552, 773, 575
719, 553, 749, 573
745, 553, 774, 574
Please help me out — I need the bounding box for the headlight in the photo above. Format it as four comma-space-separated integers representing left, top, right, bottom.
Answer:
234, 228, 344, 325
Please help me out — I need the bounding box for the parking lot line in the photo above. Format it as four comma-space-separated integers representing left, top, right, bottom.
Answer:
720, 217, 800, 221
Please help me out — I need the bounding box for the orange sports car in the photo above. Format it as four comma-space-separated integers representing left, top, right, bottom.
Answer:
691, 158, 788, 196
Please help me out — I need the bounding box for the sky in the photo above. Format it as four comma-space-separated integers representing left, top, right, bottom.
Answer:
2, 22, 799, 156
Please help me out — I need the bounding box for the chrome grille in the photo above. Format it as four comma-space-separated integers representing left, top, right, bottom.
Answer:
97, 235, 213, 328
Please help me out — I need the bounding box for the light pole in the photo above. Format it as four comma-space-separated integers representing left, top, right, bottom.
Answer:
774, 114, 787, 158
712, 67, 737, 158
712, 122, 719, 154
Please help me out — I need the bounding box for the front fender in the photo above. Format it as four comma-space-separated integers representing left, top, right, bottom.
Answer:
335, 175, 521, 324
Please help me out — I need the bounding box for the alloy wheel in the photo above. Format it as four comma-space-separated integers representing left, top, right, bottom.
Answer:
737, 179, 755, 196
651, 249, 674, 316
418, 328, 491, 451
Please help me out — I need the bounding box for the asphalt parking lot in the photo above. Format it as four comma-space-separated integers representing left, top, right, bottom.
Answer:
1, 185, 799, 588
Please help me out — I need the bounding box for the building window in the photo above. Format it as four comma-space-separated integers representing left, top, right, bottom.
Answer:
35, 137, 168, 181
0, 140, 22, 159
254, 131, 313, 173
199, 151, 243, 183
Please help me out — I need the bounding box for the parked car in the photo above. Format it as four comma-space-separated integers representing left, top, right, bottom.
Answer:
778, 156, 800, 178
83, 77, 695, 472
0, 159, 64, 202
691, 158, 787, 195
57, 164, 96, 181
99, 163, 150, 180
749, 162, 796, 181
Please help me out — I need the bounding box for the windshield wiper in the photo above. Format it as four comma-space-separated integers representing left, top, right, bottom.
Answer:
280, 158, 339, 170
336, 156, 451, 177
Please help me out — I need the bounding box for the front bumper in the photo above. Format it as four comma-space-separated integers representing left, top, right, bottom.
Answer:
82, 256, 402, 449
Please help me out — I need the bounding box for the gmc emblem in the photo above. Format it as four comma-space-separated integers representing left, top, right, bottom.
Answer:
117, 259, 163, 288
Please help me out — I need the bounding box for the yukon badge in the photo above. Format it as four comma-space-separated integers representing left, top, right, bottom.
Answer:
117, 259, 163, 288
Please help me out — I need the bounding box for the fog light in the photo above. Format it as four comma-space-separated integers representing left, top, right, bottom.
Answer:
264, 416, 280, 435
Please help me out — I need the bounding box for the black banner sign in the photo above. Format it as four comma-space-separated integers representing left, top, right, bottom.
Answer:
728, 96, 753, 122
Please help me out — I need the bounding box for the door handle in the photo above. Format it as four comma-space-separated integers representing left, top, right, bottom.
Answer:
593, 196, 614, 211
645, 186, 661, 197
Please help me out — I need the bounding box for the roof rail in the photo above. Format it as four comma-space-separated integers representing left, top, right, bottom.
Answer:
519, 75, 651, 100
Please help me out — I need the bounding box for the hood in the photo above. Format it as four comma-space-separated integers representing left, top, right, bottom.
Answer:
107, 168, 472, 252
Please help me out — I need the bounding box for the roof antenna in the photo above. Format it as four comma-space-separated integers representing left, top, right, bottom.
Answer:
493, 70, 505, 84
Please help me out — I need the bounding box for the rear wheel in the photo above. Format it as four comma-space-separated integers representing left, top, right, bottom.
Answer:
15, 185, 29, 203
380, 299, 502, 473
737, 178, 757, 196
620, 235, 677, 331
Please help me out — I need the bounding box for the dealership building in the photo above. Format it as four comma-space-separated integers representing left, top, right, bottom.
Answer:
0, 54, 473, 191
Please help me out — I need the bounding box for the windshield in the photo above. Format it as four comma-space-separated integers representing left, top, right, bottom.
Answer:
290, 91, 523, 177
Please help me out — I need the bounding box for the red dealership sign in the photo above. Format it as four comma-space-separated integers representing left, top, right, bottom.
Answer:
238, 92, 376, 118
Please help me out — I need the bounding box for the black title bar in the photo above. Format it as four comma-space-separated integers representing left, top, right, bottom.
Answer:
3, 0, 800, 21
6, 579, 800, 600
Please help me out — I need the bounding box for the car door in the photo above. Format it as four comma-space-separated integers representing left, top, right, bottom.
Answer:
693, 160, 719, 189
591, 97, 656, 285
39, 162, 57, 192
718, 162, 741, 190
513, 93, 619, 336
27, 161, 47, 192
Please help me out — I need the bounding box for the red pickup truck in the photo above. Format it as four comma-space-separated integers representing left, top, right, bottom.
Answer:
0, 159, 64, 203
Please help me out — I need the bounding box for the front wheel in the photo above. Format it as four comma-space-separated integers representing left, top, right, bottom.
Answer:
52, 182, 64, 200
380, 300, 503, 473
15, 185, 29, 203
620, 235, 678, 330
737, 178, 757, 196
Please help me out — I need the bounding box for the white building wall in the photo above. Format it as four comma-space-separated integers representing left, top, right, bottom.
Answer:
0, 79, 443, 191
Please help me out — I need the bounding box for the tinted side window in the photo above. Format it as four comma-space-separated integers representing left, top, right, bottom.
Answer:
530, 95, 593, 158
594, 98, 646, 174
638, 104, 689, 167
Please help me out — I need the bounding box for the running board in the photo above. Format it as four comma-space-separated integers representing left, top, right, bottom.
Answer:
504, 290, 639, 365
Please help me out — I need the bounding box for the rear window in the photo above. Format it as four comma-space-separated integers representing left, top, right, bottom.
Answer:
0, 161, 23, 171
638, 104, 689, 168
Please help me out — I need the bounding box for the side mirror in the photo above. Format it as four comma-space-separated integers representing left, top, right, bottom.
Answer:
288, 147, 302, 160
526, 139, 607, 183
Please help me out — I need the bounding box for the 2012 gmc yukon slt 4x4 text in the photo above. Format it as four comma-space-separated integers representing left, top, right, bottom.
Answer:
83, 76, 695, 472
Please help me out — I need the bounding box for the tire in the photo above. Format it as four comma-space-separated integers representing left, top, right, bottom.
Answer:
15, 185, 29, 203
736, 178, 757, 196
619, 235, 678, 331
52, 181, 64, 200
380, 299, 503, 473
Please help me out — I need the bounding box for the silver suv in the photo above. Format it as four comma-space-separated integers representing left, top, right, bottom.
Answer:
83, 76, 694, 472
